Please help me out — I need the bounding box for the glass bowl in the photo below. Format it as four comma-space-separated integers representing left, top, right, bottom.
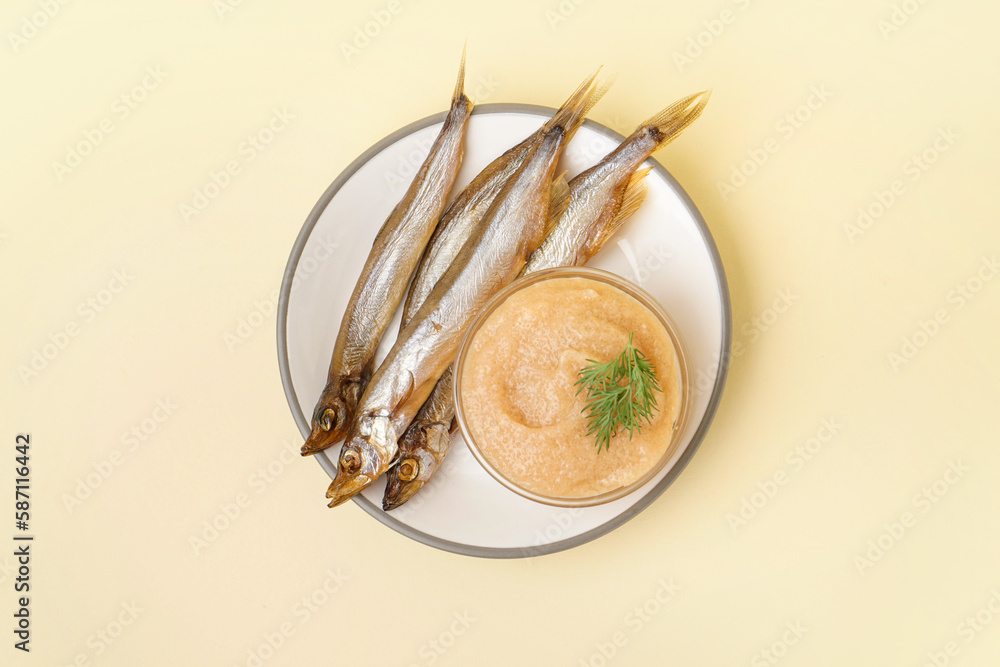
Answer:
453, 267, 692, 508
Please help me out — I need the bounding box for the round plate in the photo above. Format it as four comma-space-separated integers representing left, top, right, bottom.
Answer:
278, 103, 731, 558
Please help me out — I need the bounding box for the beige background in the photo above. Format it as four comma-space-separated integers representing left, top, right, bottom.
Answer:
3, 0, 999, 665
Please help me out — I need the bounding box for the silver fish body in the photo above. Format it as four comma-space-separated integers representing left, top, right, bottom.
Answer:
300, 55, 473, 457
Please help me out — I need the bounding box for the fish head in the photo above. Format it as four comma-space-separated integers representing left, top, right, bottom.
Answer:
325, 438, 380, 507
382, 423, 451, 511
301, 400, 349, 456
381, 451, 432, 511
325, 413, 396, 507
301, 378, 367, 456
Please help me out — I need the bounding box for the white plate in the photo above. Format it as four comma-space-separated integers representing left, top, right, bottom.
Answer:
278, 104, 731, 558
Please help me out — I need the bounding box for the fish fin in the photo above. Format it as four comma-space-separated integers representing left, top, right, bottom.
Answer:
582, 167, 650, 260
614, 167, 651, 224
452, 43, 469, 107
360, 356, 376, 393
545, 68, 607, 138
549, 172, 572, 225
549, 171, 570, 218
640, 89, 710, 150
582, 73, 616, 119
399, 370, 416, 409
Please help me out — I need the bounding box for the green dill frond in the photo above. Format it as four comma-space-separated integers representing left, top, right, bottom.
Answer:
574, 333, 663, 453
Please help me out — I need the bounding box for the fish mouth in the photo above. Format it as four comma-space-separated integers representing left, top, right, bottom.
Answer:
301, 425, 348, 457
381, 481, 423, 511
325, 438, 383, 507
325, 471, 375, 507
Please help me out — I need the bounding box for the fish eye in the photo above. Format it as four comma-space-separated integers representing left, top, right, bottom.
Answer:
341, 448, 362, 474
319, 407, 337, 431
397, 458, 420, 482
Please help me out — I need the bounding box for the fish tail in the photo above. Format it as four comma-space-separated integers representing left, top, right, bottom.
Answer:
545, 68, 610, 139
453, 43, 471, 108
641, 89, 710, 149
584, 73, 616, 119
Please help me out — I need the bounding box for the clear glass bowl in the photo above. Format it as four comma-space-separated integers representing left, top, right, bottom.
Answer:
453, 267, 691, 508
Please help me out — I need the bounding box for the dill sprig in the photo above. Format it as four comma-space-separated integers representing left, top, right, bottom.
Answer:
574, 333, 662, 453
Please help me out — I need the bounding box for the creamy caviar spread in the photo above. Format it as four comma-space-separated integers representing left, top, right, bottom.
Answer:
459, 276, 682, 499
